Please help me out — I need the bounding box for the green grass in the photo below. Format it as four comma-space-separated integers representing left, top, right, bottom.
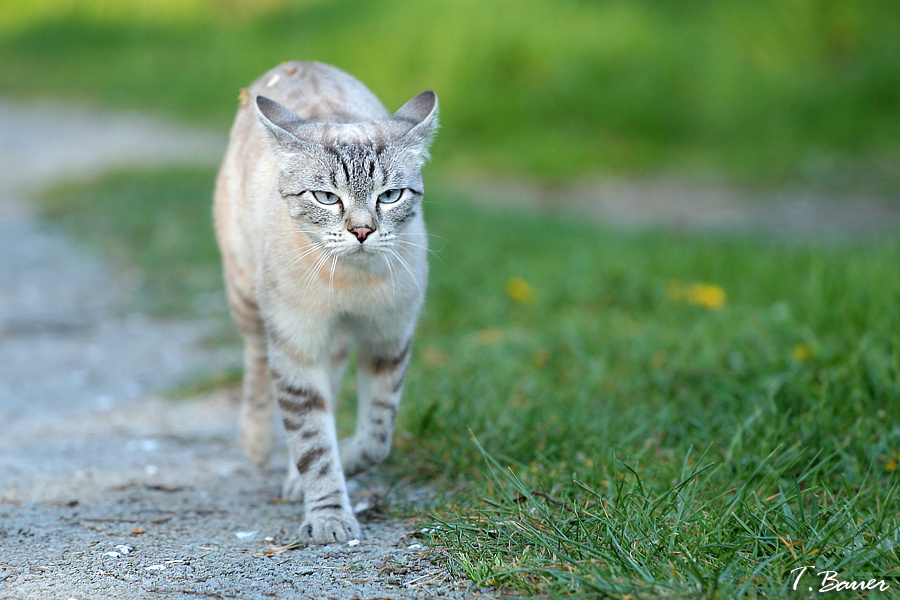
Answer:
3, 0, 900, 186
38, 167, 900, 598
40, 167, 223, 315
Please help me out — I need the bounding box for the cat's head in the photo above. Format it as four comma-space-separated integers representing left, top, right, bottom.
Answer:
255, 92, 438, 262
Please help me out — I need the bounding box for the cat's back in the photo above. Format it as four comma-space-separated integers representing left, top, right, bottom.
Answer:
246, 61, 388, 124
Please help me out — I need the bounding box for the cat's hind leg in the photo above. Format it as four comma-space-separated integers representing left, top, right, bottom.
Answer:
328, 332, 350, 409
239, 333, 275, 466
225, 279, 275, 466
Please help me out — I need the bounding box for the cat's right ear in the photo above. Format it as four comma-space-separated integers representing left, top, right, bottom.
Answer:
255, 96, 309, 149
393, 91, 439, 148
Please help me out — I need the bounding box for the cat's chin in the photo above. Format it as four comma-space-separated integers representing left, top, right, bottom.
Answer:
338, 244, 385, 267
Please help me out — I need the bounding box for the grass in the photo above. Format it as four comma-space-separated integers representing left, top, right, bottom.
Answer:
3, 0, 900, 186
40, 167, 224, 315
38, 167, 900, 598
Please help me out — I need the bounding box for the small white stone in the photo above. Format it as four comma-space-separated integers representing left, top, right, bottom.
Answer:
234, 530, 257, 542
127, 438, 160, 452
346, 539, 360, 547
145, 564, 165, 571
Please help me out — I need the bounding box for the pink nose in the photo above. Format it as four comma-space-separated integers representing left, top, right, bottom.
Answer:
349, 226, 374, 242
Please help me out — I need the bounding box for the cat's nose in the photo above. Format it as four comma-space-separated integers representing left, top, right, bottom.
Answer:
349, 225, 375, 243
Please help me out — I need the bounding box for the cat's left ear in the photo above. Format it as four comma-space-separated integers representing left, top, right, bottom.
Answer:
392, 91, 439, 156
256, 95, 311, 151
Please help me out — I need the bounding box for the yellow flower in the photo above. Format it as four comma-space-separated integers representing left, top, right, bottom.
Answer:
686, 283, 726, 310
505, 277, 534, 305
668, 281, 726, 310
792, 344, 812, 362
886, 452, 900, 473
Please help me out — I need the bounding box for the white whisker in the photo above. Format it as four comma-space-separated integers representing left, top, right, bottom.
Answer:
387, 248, 424, 299
380, 252, 398, 303
394, 238, 446, 265
283, 244, 324, 270
277, 240, 319, 261
407, 232, 447, 242
328, 252, 338, 307
299, 249, 333, 296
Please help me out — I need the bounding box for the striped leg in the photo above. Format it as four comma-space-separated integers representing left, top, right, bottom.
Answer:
268, 336, 360, 544
275, 371, 360, 543
279, 335, 350, 502
339, 339, 411, 477
224, 277, 274, 466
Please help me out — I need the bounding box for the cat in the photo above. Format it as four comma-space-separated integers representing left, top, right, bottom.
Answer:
213, 61, 437, 544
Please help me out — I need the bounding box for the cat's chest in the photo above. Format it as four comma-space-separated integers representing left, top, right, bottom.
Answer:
264, 253, 408, 317
260, 258, 415, 351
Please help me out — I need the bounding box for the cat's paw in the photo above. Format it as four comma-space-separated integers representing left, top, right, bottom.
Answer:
299, 510, 361, 545
281, 461, 304, 502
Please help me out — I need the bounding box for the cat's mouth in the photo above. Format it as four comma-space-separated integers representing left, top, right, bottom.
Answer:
343, 242, 381, 258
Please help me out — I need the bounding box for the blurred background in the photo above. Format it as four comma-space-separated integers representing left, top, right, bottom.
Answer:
3, 0, 899, 189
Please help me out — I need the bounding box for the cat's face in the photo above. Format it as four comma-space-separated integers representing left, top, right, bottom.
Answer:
256, 93, 437, 263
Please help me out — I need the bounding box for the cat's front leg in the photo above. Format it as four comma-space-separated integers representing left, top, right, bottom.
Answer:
340, 339, 411, 477
270, 363, 360, 544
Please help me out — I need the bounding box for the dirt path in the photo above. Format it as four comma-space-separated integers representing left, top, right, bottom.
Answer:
0, 100, 487, 600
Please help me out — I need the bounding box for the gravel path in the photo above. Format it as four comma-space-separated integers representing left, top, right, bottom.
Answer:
0, 100, 488, 600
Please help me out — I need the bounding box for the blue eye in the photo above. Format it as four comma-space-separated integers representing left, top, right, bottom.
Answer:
377, 189, 404, 204
311, 191, 340, 205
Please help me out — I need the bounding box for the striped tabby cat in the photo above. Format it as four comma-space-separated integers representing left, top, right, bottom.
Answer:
214, 62, 437, 543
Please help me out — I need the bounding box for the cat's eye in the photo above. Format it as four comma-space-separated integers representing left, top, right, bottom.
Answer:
377, 189, 404, 204
310, 191, 340, 206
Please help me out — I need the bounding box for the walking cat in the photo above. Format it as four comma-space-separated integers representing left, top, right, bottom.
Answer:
213, 61, 437, 543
